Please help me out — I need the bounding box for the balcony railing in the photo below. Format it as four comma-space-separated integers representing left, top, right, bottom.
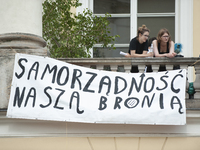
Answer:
58, 57, 200, 110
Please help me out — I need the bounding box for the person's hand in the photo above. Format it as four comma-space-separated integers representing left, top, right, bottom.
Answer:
147, 52, 153, 57
166, 53, 176, 58
170, 52, 177, 58
168, 53, 174, 58
125, 53, 131, 57
172, 52, 177, 57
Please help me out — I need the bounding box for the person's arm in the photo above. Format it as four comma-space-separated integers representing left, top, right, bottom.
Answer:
126, 39, 152, 57
167, 41, 176, 58
153, 40, 167, 57
125, 50, 152, 57
153, 40, 176, 58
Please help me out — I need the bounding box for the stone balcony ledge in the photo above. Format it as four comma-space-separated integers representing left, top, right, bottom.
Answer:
59, 57, 199, 64
58, 57, 200, 110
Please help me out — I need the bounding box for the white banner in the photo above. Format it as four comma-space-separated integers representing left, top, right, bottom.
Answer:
7, 53, 186, 125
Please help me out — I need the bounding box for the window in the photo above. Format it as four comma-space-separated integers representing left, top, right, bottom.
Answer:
77, 0, 193, 59
137, 0, 175, 41
91, 0, 175, 57
94, 0, 130, 14
93, 0, 130, 57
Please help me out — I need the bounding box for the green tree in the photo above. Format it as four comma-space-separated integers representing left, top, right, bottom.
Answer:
42, 0, 119, 58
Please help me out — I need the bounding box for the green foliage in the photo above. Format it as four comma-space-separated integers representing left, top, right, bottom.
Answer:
42, 0, 119, 58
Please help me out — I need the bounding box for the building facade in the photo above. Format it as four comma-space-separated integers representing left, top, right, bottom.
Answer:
0, 0, 200, 150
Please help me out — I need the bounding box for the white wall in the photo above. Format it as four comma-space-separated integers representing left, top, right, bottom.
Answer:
0, 0, 43, 36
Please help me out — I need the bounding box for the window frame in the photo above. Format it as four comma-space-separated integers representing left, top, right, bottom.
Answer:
77, 0, 193, 58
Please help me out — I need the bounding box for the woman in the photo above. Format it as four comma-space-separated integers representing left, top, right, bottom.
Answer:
153, 28, 176, 58
126, 25, 153, 72
126, 25, 152, 58
153, 28, 177, 71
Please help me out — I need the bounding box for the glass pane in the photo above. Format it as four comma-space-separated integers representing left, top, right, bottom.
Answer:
137, 17, 175, 41
108, 18, 130, 44
93, 47, 128, 58
94, 0, 130, 14
138, 0, 175, 13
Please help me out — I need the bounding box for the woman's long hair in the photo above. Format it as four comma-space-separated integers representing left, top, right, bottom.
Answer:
157, 28, 172, 47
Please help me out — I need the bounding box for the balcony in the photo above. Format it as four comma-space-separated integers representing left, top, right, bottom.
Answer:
58, 57, 200, 110
1, 55, 200, 137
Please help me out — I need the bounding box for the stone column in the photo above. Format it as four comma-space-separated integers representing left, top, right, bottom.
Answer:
0, 0, 43, 36
0, 0, 47, 109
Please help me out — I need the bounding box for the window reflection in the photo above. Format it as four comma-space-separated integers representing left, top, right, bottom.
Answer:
138, 0, 175, 13
94, 0, 130, 14
138, 17, 175, 41
93, 47, 128, 58
107, 18, 130, 44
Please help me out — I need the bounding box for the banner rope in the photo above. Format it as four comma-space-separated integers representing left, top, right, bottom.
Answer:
10, 46, 17, 54
191, 59, 200, 66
